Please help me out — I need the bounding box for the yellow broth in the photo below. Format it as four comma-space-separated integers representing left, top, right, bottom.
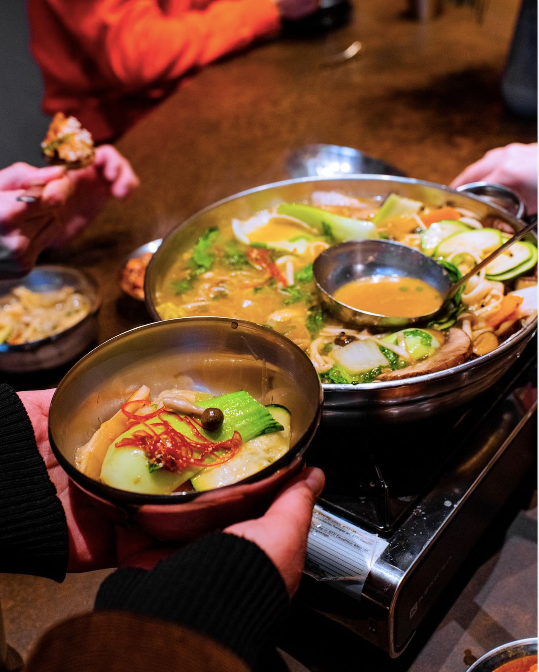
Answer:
333, 276, 443, 318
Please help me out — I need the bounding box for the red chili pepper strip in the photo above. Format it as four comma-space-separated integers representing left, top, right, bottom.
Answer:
246, 247, 289, 287
115, 403, 242, 473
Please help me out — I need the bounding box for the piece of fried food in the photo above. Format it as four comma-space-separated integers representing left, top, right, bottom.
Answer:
120, 252, 153, 300
41, 112, 95, 168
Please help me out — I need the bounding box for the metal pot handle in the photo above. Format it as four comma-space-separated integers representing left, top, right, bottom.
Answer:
455, 181, 527, 220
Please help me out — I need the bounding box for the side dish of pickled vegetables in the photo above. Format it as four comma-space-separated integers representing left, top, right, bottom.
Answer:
155, 191, 537, 384
75, 386, 291, 494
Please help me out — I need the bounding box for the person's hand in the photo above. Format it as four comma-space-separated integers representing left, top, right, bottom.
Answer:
225, 467, 324, 595
274, 0, 319, 20
451, 143, 538, 215
45, 145, 140, 244
17, 389, 116, 572
0, 146, 139, 277
0, 163, 69, 276
117, 467, 325, 596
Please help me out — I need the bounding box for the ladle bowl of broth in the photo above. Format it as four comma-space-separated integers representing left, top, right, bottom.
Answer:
313, 239, 449, 329
145, 176, 537, 424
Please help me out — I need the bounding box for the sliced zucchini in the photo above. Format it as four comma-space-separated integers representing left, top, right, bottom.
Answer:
486, 241, 538, 281
192, 405, 291, 491
420, 220, 470, 256
434, 228, 502, 259
372, 193, 423, 226
484, 240, 535, 277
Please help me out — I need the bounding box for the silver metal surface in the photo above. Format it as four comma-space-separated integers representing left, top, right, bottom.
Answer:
286, 145, 405, 178
313, 239, 453, 329
120, 238, 163, 300
467, 638, 537, 672
49, 317, 322, 541
303, 356, 537, 656
145, 175, 537, 424
456, 182, 527, 219
0, 265, 101, 372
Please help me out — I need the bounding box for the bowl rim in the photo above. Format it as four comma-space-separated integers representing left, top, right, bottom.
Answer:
0, 264, 102, 353
144, 174, 537, 392
48, 316, 323, 505
466, 637, 538, 672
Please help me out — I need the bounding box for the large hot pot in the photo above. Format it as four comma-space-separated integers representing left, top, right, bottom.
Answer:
145, 176, 536, 424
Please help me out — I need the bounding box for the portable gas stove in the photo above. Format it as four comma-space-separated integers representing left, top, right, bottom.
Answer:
300, 341, 537, 657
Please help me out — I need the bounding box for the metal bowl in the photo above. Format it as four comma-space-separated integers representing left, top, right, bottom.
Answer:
119, 238, 162, 301
0, 265, 101, 372
313, 239, 453, 329
48, 317, 322, 541
145, 176, 537, 425
467, 638, 537, 672
286, 144, 406, 179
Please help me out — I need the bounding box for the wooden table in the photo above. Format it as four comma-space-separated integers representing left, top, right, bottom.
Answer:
1, 0, 536, 669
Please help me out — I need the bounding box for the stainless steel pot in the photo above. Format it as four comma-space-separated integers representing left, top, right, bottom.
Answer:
145, 176, 537, 424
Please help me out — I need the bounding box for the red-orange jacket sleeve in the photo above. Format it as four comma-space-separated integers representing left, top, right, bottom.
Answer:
41, 0, 281, 89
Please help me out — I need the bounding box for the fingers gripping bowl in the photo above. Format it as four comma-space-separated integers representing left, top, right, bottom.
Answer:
48, 318, 322, 541
145, 176, 537, 425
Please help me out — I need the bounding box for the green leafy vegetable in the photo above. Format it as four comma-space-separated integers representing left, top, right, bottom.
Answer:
289, 234, 314, 243
320, 364, 383, 385
294, 263, 314, 283
378, 345, 407, 371
321, 342, 333, 355
403, 329, 432, 347
426, 260, 464, 330
190, 227, 220, 273
172, 277, 194, 295
148, 462, 162, 474
305, 306, 326, 337
223, 241, 248, 268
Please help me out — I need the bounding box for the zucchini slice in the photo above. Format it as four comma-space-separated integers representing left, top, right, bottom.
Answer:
191, 405, 291, 491
434, 228, 502, 259
486, 241, 538, 281
484, 240, 536, 277
420, 220, 470, 256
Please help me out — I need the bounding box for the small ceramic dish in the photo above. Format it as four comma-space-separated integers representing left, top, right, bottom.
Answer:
0, 265, 101, 372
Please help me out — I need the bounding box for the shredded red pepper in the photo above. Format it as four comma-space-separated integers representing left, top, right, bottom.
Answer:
116, 401, 242, 473
246, 247, 289, 287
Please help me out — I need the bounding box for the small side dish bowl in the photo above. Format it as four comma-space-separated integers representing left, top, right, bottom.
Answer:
0, 265, 101, 372
119, 239, 162, 301
467, 638, 537, 672
48, 317, 323, 541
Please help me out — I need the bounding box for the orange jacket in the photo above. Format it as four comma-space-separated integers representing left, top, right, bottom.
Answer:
28, 0, 281, 142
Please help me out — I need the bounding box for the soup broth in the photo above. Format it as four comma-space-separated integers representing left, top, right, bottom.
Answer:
333, 276, 443, 318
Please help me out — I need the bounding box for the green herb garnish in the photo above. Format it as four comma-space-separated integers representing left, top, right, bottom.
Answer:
294, 263, 314, 284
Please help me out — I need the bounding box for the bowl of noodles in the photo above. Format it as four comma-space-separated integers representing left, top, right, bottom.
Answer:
48, 317, 322, 541
0, 265, 101, 372
145, 176, 537, 424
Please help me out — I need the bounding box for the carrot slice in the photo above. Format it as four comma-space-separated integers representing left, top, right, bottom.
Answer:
420, 207, 463, 227
486, 294, 523, 329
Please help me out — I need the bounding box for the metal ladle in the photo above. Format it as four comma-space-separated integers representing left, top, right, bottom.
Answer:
313, 219, 537, 330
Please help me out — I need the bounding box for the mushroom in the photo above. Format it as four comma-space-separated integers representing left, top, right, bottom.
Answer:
377, 328, 472, 381
158, 390, 224, 431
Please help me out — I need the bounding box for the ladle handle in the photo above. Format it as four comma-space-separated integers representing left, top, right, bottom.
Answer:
447, 219, 537, 300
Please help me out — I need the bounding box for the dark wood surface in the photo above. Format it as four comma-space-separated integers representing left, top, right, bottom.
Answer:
1, 0, 536, 670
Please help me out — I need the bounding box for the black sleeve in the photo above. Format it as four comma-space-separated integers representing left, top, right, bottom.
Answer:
0, 384, 68, 581
95, 532, 290, 669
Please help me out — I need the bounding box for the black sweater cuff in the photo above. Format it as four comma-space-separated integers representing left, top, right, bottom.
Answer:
0, 384, 68, 581
95, 532, 290, 667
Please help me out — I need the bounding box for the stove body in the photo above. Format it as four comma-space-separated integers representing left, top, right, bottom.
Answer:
301, 345, 537, 657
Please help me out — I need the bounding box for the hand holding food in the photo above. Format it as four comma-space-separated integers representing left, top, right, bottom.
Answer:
17, 388, 116, 572
451, 143, 538, 215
